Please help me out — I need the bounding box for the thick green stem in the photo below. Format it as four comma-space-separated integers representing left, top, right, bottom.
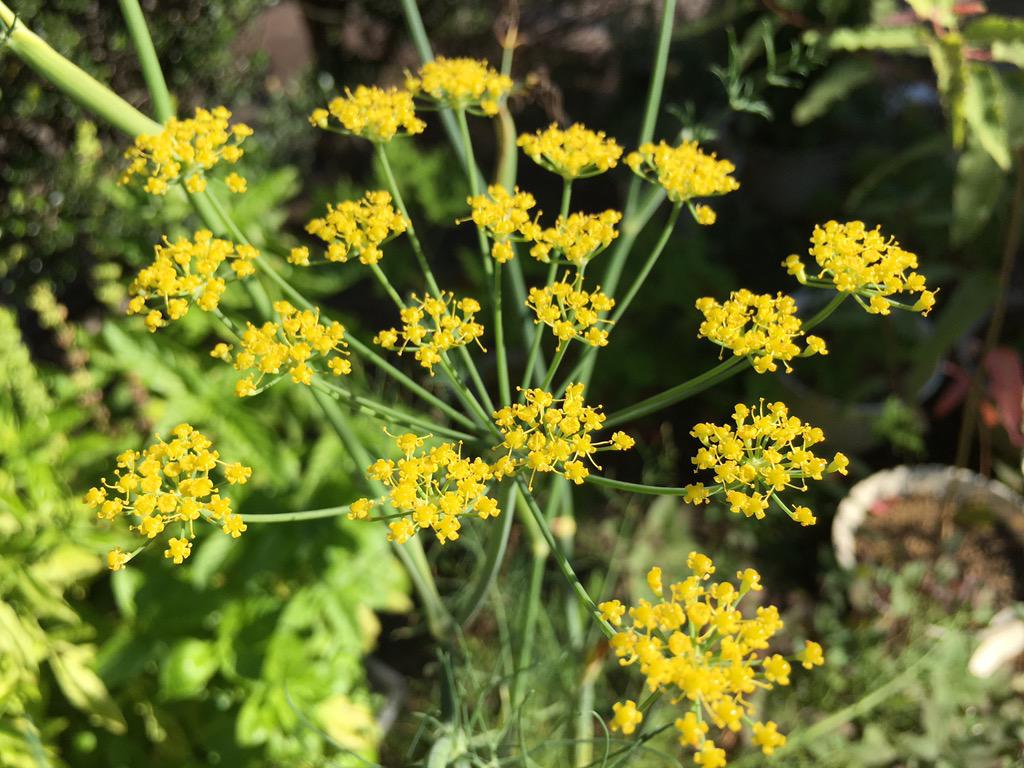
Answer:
0, 5, 160, 136
116, 0, 172, 122
541, 343, 570, 391
603, 356, 745, 427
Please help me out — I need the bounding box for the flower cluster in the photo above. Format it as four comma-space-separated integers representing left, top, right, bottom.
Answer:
465, 185, 538, 263
350, 433, 499, 545
294, 191, 408, 266
784, 220, 935, 316
373, 293, 485, 374
492, 384, 634, 486
120, 106, 252, 195
601, 555, 824, 767
683, 401, 849, 526
127, 230, 258, 332
309, 86, 425, 143
218, 300, 351, 396
625, 140, 739, 209
526, 278, 615, 349
526, 210, 622, 267
695, 290, 827, 374
83, 424, 250, 569
517, 123, 623, 179
405, 57, 513, 116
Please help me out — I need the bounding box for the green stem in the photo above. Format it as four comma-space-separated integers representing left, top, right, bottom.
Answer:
599, 0, 676, 300
375, 142, 442, 298
243, 505, 350, 523
603, 356, 745, 427
438, 356, 497, 436
457, 482, 517, 625
493, 263, 511, 405
541, 343, 569, 391
455, 107, 494, 277
514, 477, 615, 639
0, 5, 161, 136
802, 292, 846, 331
729, 644, 942, 767
368, 261, 406, 311
254, 252, 477, 430
310, 387, 452, 637
520, 180, 571, 392
116, 0, 172, 121
608, 203, 681, 326
584, 475, 691, 496
397, 0, 473, 178
313, 379, 478, 442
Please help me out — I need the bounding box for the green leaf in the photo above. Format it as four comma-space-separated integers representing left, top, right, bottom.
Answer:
964, 63, 1012, 170
964, 15, 1024, 45
951, 138, 1007, 246
158, 638, 220, 700
792, 59, 876, 125
928, 34, 968, 148
48, 641, 126, 734
816, 25, 926, 54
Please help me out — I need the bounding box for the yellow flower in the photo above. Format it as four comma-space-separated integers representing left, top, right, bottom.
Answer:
464, 184, 538, 262
491, 383, 633, 486
785, 220, 935, 315
303, 191, 408, 266
695, 289, 826, 373
225, 301, 351, 395
683, 401, 846, 525
517, 123, 623, 178
526, 276, 615, 350
127, 230, 258, 331
605, 555, 822, 764
752, 721, 787, 755
526, 210, 621, 267
351, 433, 499, 545
107, 547, 130, 571
373, 293, 484, 375
625, 140, 739, 204
610, 700, 643, 735
798, 640, 825, 669
120, 106, 252, 195
84, 424, 252, 569
406, 57, 513, 116
225, 172, 247, 193
312, 85, 425, 142
693, 204, 717, 226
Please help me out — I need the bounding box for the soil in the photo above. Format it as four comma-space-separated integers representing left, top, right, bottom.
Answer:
855, 495, 1024, 607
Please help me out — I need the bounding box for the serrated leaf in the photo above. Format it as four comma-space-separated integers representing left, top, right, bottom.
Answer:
952, 139, 1006, 246
793, 59, 876, 125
